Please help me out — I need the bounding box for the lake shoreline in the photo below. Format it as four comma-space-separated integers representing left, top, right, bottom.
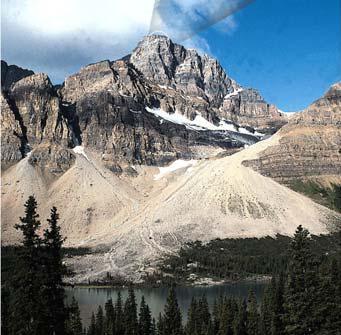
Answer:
64, 274, 272, 290
65, 280, 270, 326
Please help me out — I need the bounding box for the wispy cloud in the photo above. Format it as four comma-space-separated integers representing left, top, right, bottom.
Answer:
150, 0, 251, 41
182, 36, 212, 56
213, 16, 238, 35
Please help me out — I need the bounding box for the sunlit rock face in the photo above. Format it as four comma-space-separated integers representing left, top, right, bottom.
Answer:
1, 34, 286, 172
243, 82, 341, 184
130, 35, 286, 132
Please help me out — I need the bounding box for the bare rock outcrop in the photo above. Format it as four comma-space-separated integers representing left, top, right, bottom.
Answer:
1, 70, 74, 172
221, 88, 287, 133
243, 82, 341, 184
1, 60, 34, 91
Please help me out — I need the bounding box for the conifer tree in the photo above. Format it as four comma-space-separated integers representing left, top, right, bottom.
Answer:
151, 318, 157, 335
212, 299, 220, 334
95, 305, 104, 335
246, 290, 259, 335
11, 195, 45, 334
283, 225, 318, 335
314, 258, 341, 335
42, 206, 67, 334
124, 287, 138, 335
260, 284, 272, 335
115, 292, 125, 335
198, 295, 212, 334
1, 287, 10, 335
104, 298, 115, 335
271, 274, 284, 335
161, 286, 183, 335
185, 297, 198, 335
66, 297, 83, 335
138, 296, 152, 335
232, 299, 247, 335
157, 313, 165, 335
88, 313, 96, 335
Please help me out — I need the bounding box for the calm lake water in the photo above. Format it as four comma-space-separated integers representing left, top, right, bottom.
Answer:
66, 282, 268, 326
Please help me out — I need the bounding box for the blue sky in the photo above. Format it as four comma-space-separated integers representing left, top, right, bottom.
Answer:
203, 0, 341, 111
2, 0, 340, 111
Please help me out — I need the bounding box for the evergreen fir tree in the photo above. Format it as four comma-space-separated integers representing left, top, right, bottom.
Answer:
11, 195, 46, 335
95, 305, 104, 335
162, 286, 183, 335
260, 284, 272, 335
104, 298, 115, 335
88, 313, 96, 335
66, 297, 83, 335
1, 286, 10, 335
212, 299, 220, 334
232, 299, 247, 335
314, 258, 341, 335
42, 206, 67, 335
185, 297, 198, 335
218, 298, 230, 335
138, 296, 152, 335
157, 313, 165, 335
271, 274, 284, 335
198, 295, 212, 334
246, 290, 259, 335
124, 287, 138, 335
115, 292, 125, 335
283, 225, 319, 335
151, 318, 157, 335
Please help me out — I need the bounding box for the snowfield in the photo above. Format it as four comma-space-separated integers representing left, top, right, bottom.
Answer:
154, 160, 197, 180
73, 145, 89, 160
145, 107, 264, 137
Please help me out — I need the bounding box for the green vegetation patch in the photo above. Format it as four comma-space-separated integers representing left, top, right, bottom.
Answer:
289, 179, 341, 212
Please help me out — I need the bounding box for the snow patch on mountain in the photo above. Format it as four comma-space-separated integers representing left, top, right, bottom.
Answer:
73, 146, 89, 160
154, 159, 197, 180
145, 107, 263, 137
224, 88, 244, 99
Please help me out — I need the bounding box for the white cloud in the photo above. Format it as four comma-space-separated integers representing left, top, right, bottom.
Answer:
3, 0, 154, 35
1, 0, 155, 82
1, 0, 244, 83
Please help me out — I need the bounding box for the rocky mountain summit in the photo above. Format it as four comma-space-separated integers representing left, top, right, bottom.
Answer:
129, 35, 286, 132
1, 35, 286, 174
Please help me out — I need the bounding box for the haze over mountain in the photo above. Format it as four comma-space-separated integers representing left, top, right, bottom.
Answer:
1, 35, 340, 282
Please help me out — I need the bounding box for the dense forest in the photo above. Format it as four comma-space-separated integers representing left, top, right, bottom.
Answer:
160, 232, 341, 282
1, 196, 341, 334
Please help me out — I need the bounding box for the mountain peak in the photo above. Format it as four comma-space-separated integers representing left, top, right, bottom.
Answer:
1, 60, 35, 91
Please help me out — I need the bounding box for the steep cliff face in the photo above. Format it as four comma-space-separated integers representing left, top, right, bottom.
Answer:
1, 93, 24, 167
243, 82, 341, 184
221, 88, 287, 132
1, 67, 75, 172
130, 35, 286, 131
130, 36, 234, 105
58, 59, 239, 168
